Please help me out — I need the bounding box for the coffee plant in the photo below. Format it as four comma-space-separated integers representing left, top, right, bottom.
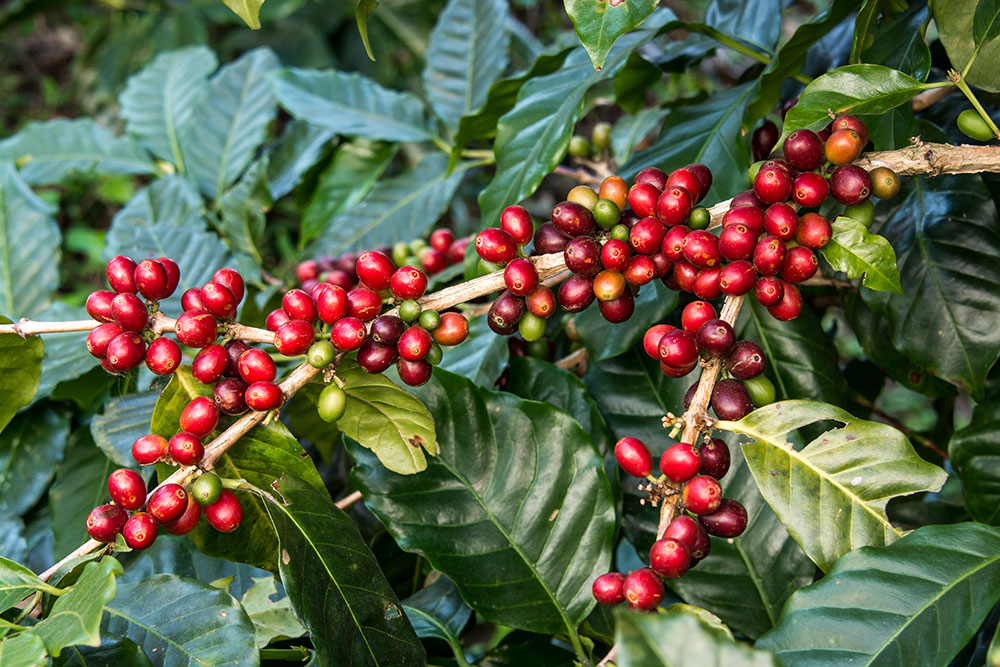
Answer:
3, 0, 1000, 665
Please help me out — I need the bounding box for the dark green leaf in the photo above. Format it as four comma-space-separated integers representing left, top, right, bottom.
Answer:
0, 518, 26, 565
822, 217, 902, 293
265, 120, 335, 200
30, 559, 122, 658
49, 431, 114, 560
610, 107, 668, 165
402, 575, 471, 649
300, 140, 396, 249
238, 577, 305, 648
565, 0, 658, 70
104, 574, 258, 666
221, 0, 266, 29
849, 0, 880, 64
119, 46, 218, 169
217, 157, 271, 263
0, 120, 154, 185
337, 359, 438, 474
90, 391, 159, 468
0, 161, 60, 319
864, 105, 918, 151
860, 1, 931, 82
0, 316, 42, 431
423, 0, 510, 127
30, 303, 99, 406
57, 635, 152, 667
437, 315, 507, 388
577, 281, 677, 361
757, 523, 1000, 667
264, 475, 425, 666
272, 67, 436, 142
720, 400, 948, 571
0, 633, 48, 667
0, 407, 69, 516
950, 403, 1000, 525
975, 0, 1000, 48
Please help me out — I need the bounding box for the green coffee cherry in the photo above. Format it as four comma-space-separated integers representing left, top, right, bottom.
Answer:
689, 206, 711, 230
957, 109, 995, 142
843, 199, 875, 229
418, 309, 440, 331
519, 312, 546, 341
190, 472, 223, 506
743, 375, 776, 407
526, 338, 550, 360
610, 224, 630, 241
409, 238, 427, 255
308, 341, 336, 368
425, 341, 443, 366
392, 241, 409, 267
568, 185, 599, 210
593, 199, 621, 229
317, 383, 348, 423
591, 122, 612, 152
399, 299, 422, 323
568, 135, 590, 158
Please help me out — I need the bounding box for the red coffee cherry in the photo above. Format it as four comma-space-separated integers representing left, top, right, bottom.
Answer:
601, 239, 630, 272
398, 326, 432, 361
825, 128, 864, 165
722, 205, 765, 234
623, 568, 664, 610
627, 182, 660, 218
754, 276, 784, 307
767, 280, 803, 321
658, 329, 698, 369
297, 259, 319, 284
557, 275, 595, 313
283, 289, 318, 322
192, 344, 228, 384
634, 166, 668, 189
86, 504, 128, 542
614, 436, 653, 477
199, 281, 238, 319
212, 267, 244, 303
623, 255, 655, 286
731, 189, 765, 210
830, 164, 872, 206
106, 332, 147, 371
430, 311, 468, 347
111, 293, 149, 332
238, 348, 277, 384
764, 203, 799, 241
169, 432, 204, 466
692, 268, 723, 301
158, 257, 180, 297
106, 255, 138, 293
796, 212, 833, 250
224, 340, 250, 377
666, 168, 702, 203
390, 266, 429, 300
660, 442, 701, 483
681, 300, 717, 333
356, 251, 395, 290
371, 315, 406, 345
331, 317, 367, 351
181, 288, 205, 312
86, 290, 116, 323
594, 270, 626, 302
430, 228, 455, 252
501, 205, 534, 245
448, 237, 470, 264
592, 572, 627, 605
245, 381, 284, 411
214, 377, 248, 415
699, 498, 749, 537
476, 228, 518, 264
148, 483, 189, 524
630, 217, 667, 255
108, 468, 146, 510
726, 340, 766, 379
533, 222, 570, 254
205, 489, 243, 532
642, 324, 675, 359
700, 438, 731, 479
753, 235, 787, 276
718, 223, 756, 262
358, 339, 397, 373
664, 515, 711, 562
174, 311, 218, 348
420, 248, 448, 275
831, 114, 869, 146
649, 538, 691, 579
752, 119, 779, 160
682, 230, 721, 268
487, 290, 526, 334
780, 246, 818, 283
397, 358, 433, 386
792, 171, 830, 208
87, 322, 124, 358
323, 269, 353, 291
683, 475, 723, 515
753, 162, 794, 204
712, 378, 754, 420
656, 185, 694, 226
132, 434, 168, 465
123, 512, 158, 549
719, 260, 756, 296
564, 236, 602, 276
598, 290, 634, 323
660, 225, 689, 262
316, 285, 348, 324
275, 319, 316, 356
696, 319, 736, 358
180, 396, 219, 438
552, 201, 596, 237
134, 259, 171, 301
525, 286, 556, 319
782, 129, 825, 171
145, 337, 181, 375
163, 494, 202, 536
504, 257, 539, 295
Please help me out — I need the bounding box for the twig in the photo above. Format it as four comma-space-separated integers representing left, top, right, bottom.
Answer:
554, 346, 588, 370
596, 646, 616, 667
852, 393, 948, 460
910, 86, 956, 112
553, 164, 602, 186
856, 140, 1000, 176
335, 490, 363, 509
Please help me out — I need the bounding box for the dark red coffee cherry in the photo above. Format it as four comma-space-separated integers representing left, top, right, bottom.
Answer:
796, 213, 832, 250
642, 324, 675, 359
525, 286, 556, 320
181, 288, 205, 312
764, 203, 799, 241
179, 396, 219, 438
780, 246, 818, 283
282, 289, 317, 322
664, 515, 711, 562
157, 257, 180, 297
658, 329, 698, 369
592, 572, 627, 605
719, 260, 756, 296
330, 317, 366, 351
215, 377, 249, 415
630, 217, 666, 255
667, 168, 702, 203
134, 259, 171, 301
623, 568, 664, 610
86, 504, 128, 542
684, 163, 713, 201
192, 344, 228, 384
123, 512, 158, 549
145, 337, 181, 375
552, 201, 596, 237
752, 119, 779, 160
753, 162, 794, 204
696, 319, 736, 358
598, 290, 634, 323
660, 442, 701, 483
614, 436, 653, 477
163, 494, 202, 536
106, 332, 147, 371
275, 319, 316, 356
753, 235, 787, 277
86, 290, 116, 323
487, 290, 526, 334
731, 189, 765, 210
650, 252, 672, 278
398, 326, 433, 361
767, 280, 803, 321
224, 340, 250, 378
390, 266, 429, 300
700, 438, 731, 479
722, 205, 765, 235
357, 339, 397, 373
107, 255, 138, 293
235, 348, 275, 384
356, 251, 395, 290
635, 166, 668, 190
623, 255, 655, 286
174, 311, 218, 348
200, 281, 238, 319
371, 315, 406, 345
699, 498, 749, 537
681, 300, 717, 333
683, 475, 723, 514
649, 538, 691, 579
205, 489, 243, 532
108, 468, 146, 510
564, 237, 601, 276
661, 225, 689, 261
169, 432, 204, 466
211, 267, 244, 304
246, 381, 284, 411
600, 239, 630, 272
656, 185, 694, 226
726, 340, 766, 379
792, 171, 830, 208
111, 293, 149, 332
397, 357, 433, 386
533, 222, 570, 254
712, 378, 754, 420
501, 205, 534, 245
830, 164, 872, 205
314, 285, 347, 324
132, 434, 168, 465
782, 129, 824, 171
558, 275, 595, 313
347, 287, 382, 322
87, 322, 123, 358
754, 276, 784, 307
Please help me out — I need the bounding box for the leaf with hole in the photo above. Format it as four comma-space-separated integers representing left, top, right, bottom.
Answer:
238, 577, 305, 648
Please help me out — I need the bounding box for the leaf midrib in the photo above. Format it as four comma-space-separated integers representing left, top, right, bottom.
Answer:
104, 607, 206, 666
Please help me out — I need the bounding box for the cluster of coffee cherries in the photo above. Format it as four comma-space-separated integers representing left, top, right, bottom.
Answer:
85, 256, 183, 374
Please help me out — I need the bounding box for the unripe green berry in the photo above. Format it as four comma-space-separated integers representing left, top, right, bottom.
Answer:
689, 206, 711, 230
844, 199, 875, 229
308, 340, 336, 368
526, 338, 550, 360
593, 199, 621, 229
190, 472, 223, 506
399, 299, 422, 323
743, 374, 776, 407
610, 224, 630, 241
317, 383, 348, 423
418, 309, 440, 331
957, 109, 995, 142
392, 242, 409, 267
568, 185, 599, 210
569, 135, 590, 158
518, 312, 546, 341
425, 341, 443, 366
591, 122, 611, 151
409, 238, 427, 254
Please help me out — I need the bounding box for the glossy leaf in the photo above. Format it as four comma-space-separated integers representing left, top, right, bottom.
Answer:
849, 0, 880, 64
622, 83, 756, 203
437, 315, 508, 388
0, 556, 60, 613
610, 107, 668, 165
300, 140, 396, 249
90, 391, 159, 468
0, 518, 26, 566
350, 369, 615, 636
565, 0, 658, 70
782, 65, 928, 137
862, 175, 1000, 398
822, 217, 902, 294
30, 303, 98, 406
58, 635, 152, 667
976, 0, 1000, 46
477, 12, 669, 225
577, 281, 678, 361
104, 574, 258, 666
402, 574, 471, 649
311, 153, 468, 257
337, 359, 438, 474
0, 162, 60, 319
860, 2, 931, 82
264, 474, 425, 666
182, 48, 280, 198
217, 157, 270, 263
936, 0, 1000, 93
0, 407, 70, 516
0, 633, 48, 667
49, 432, 114, 560
0, 316, 42, 431
272, 67, 436, 142
265, 120, 335, 200
222, 0, 265, 29
719, 400, 947, 571
239, 577, 305, 648
758, 523, 1000, 666
30, 558, 122, 657
950, 403, 1000, 525
615, 608, 781, 667
0, 119, 154, 185
423, 0, 510, 127
119, 46, 218, 168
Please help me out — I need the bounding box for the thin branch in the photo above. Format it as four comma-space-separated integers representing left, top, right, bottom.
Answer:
856, 140, 1000, 176
553, 164, 602, 186
852, 393, 948, 460
554, 346, 588, 370
910, 85, 956, 112
335, 490, 363, 510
